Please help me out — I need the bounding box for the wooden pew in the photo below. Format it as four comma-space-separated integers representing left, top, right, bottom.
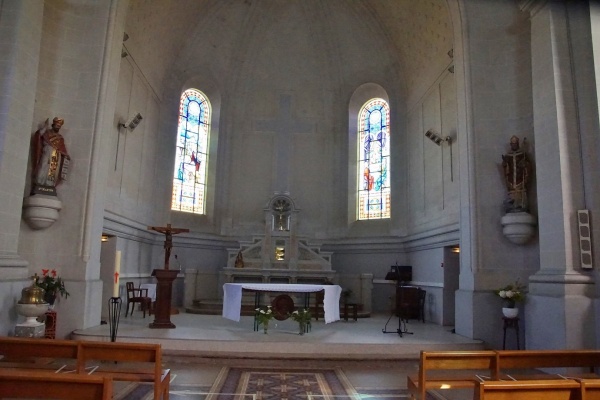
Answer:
0, 368, 112, 400
475, 379, 581, 400
77, 340, 170, 400
496, 350, 600, 380
0, 337, 170, 400
580, 379, 600, 400
407, 350, 499, 400
0, 336, 78, 371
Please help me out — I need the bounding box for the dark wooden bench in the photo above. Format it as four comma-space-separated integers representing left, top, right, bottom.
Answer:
0, 337, 170, 400
407, 350, 499, 400
475, 378, 581, 400
496, 350, 600, 380
0, 368, 112, 399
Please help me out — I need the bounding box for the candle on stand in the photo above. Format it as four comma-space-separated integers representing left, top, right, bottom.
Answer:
113, 250, 121, 297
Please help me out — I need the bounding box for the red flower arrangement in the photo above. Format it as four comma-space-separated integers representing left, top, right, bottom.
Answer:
35, 269, 70, 300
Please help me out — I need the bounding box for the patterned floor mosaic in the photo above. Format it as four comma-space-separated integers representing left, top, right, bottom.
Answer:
116, 367, 411, 400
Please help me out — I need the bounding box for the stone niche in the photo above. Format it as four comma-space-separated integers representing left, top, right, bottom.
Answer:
222, 193, 335, 284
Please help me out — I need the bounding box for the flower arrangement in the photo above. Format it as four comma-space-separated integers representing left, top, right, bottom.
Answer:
35, 269, 70, 301
289, 308, 312, 324
255, 305, 274, 327
289, 308, 311, 335
495, 280, 525, 308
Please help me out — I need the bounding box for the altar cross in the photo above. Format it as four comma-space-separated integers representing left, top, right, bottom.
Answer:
255, 94, 313, 192
148, 224, 189, 269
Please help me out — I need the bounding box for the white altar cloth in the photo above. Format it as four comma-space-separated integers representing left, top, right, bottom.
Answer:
222, 283, 342, 324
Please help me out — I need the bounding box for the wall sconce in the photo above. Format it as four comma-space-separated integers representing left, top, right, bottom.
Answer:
425, 129, 452, 146
119, 113, 143, 131
425, 129, 455, 182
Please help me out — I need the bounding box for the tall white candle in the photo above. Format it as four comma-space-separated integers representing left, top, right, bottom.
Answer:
113, 250, 121, 297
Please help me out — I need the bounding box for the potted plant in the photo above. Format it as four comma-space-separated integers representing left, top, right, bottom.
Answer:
495, 280, 525, 318
255, 305, 274, 334
35, 269, 69, 306
289, 308, 312, 335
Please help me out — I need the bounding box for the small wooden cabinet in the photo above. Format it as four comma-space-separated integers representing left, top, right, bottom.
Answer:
396, 285, 425, 322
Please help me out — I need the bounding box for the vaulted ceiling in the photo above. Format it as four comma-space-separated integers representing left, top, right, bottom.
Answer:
124, 0, 453, 101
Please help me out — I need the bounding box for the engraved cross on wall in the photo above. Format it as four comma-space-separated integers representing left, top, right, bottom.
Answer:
255, 95, 313, 192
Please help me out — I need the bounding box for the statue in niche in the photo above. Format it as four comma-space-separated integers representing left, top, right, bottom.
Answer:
234, 251, 244, 268
501, 135, 532, 213
31, 117, 71, 196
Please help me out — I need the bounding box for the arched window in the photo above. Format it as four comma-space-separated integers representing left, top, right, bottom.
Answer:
358, 98, 390, 220
171, 88, 211, 214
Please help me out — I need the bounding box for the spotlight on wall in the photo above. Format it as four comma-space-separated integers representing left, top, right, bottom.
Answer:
425, 129, 452, 146
119, 113, 143, 131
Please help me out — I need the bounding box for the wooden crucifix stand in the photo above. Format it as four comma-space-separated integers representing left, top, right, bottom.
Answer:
148, 224, 189, 329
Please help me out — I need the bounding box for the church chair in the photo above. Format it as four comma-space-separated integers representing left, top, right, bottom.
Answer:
125, 282, 152, 318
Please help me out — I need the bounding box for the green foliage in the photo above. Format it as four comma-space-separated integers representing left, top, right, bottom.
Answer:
289, 308, 312, 324
255, 305, 274, 326
35, 269, 69, 299
495, 280, 525, 308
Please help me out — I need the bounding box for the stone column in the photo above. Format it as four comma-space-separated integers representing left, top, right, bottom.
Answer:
0, 2, 44, 275
524, 1, 597, 349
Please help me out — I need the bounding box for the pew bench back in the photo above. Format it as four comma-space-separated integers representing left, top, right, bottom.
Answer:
0, 368, 112, 400
78, 340, 169, 400
497, 350, 600, 378
407, 350, 498, 400
0, 336, 78, 371
581, 379, 600, 400
0, 337, 170, 400
475, 379, 581, 400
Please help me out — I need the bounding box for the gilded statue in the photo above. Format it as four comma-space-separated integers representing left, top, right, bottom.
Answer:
234, 251, 244, 268
31, 117, 71, 196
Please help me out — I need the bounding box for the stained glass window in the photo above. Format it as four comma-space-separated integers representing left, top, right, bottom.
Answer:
171, 89, 211, 214
358, 98, 390, 220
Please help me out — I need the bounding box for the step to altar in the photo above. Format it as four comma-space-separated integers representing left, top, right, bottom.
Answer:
186, 299, 371, 320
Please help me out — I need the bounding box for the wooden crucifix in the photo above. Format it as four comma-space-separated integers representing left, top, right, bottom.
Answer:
147, 223, 189, 329
148, 223, 189, 269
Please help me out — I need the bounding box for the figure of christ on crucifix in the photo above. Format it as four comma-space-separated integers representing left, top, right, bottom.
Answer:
148, 224, 189, 269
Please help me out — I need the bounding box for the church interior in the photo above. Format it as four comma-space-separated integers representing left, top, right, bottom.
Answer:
1, 0, 600, 397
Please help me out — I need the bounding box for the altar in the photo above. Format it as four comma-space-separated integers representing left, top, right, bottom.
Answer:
223, 193, 335, 283
222, 283, 342, 324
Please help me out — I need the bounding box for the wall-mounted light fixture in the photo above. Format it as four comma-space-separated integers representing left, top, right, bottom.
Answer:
119, 112, 143, 131
425, 129, 452, 146
425, 129, 455, 182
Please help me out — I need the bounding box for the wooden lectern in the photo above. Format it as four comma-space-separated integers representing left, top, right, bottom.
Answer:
149, 269, 179, 329
147, 223, 189, 329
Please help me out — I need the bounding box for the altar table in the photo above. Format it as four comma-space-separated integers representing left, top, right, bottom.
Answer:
222, 283, 342, 324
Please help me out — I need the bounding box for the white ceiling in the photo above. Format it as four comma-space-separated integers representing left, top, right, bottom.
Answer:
124, 0, 453, 100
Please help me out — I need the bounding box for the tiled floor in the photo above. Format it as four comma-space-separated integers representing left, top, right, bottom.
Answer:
74, 311, 482, 398
73, 312, 483, 360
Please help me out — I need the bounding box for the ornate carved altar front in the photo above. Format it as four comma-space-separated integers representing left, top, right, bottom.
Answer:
222, 193, 335, 285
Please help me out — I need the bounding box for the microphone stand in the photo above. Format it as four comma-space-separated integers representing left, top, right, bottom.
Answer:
382, 281, 414, 337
